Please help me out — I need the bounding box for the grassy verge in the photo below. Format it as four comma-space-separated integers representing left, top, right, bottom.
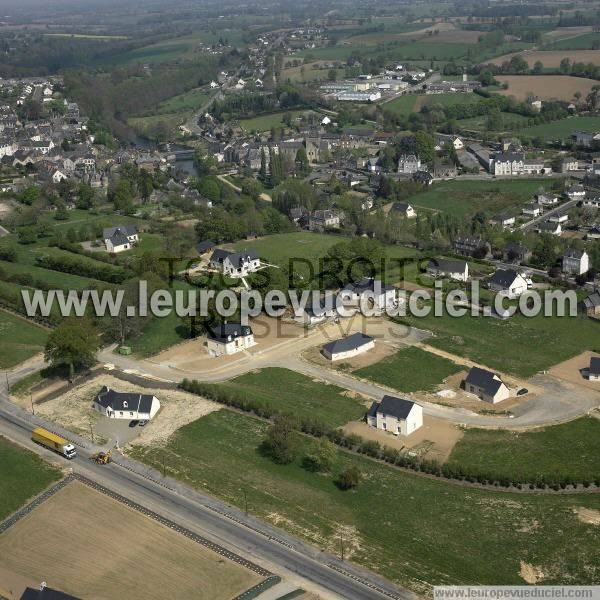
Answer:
354, 346, 462, 393
0, 309, 48, 369
0, 436, 62, 521
130, 410, 600, 591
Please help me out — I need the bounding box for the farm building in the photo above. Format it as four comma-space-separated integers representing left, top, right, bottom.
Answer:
366, 395, 423, 436
562, 249, 590, 276
589, 357, 600, 382
582, 291, 600, 317
196, 239, 216, 255
463, 367, 510, 404
93, 387, 160, 420
322, 332, 374, 361
206, 323, 256, 356
426, 258, 469, 282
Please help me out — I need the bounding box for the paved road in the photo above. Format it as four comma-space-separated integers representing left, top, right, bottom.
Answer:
519, 199, 577, 231
0, 374, 411, 600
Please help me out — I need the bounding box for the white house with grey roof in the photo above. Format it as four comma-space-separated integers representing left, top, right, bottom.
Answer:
562, 249, 590, 275
366, 395, 423, 436
341, 277, 396, 310
463, 367, 510, 404
426, 258, 469, 282
322, 332, 374, 361
206, 323, 255, 356
487, 269, 529, 298
103, 225, 139, 254
93, 386, 160, 420
209, 248, 261, 277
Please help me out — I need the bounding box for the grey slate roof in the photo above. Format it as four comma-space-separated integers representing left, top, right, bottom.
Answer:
96, 386, 155, 413
590, 357, 600, 376
342, 277, 394, 295
391, 201, 412, 213
370, 395, 417, 420
488, 269, 519, 288
322, 332, 373, 355
210, 248, 259, 267
427, 258, 467, 273
464, 367, 505, 396
208, 322, 252, 342
103, 225, 138, 240
196, 239, 215, 254
583, 291, 600, 309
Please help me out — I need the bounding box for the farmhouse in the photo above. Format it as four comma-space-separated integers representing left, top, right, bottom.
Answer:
488, 269, 529, 298
453, 236, 491, 258
103, 225, 139, 254
397, 154, 421, 174
322, 332, 374, 361
463, 367, 510, 404
490, 212, 516, 229
426, 258, 469, 282
341, 277, 396, 310
93, 386, 160, 420
562, 249, 590, 275
206, 323, 256, 356
209, 248, 261, 277
366, 395, 423, 436
536, 221, 562, 236
589, 357, 600, 381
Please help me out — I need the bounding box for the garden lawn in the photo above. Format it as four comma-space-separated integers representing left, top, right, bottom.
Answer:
213, 367, 366, 428
397, 310, 600, 378
0, 309, 48, 369
354, 346, 462, 393
447, 417, 600, 483
0, 436, 61, 520
130, 410, 600, 591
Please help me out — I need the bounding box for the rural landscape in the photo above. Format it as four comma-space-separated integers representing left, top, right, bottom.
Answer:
0, 0, 600, 599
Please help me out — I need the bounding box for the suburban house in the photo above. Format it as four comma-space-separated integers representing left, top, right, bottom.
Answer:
562, 249, 590, 275
103, 225, 139, 254
589, 357, 600, 381
522, 202, 542, 218
93, 386, 160, 420
309, 209, 341, 232
490, 212, 516, 229
504, 242, 532, 264
426, 258, 469, 282
453, 236, 491, 258
397, 154, 421, 174
487, 269, 529, 298
582, 291, 600, 317
209, 248, 261, 277
322, 332, 375, 361
536, 221, 562, 236
341, 277, 396, 310
463, 367, 510, 404
295, 294, 338, 325
390, 202, 416, 218
366, 395, 423, 436
537, 193, 559, 206
582, 196, 600, 209
206, 323, 256, 356
548, 212, 569, 224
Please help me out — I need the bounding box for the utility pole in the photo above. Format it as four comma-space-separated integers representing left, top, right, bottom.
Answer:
89, 423, 94, 443
243, 489, 248, 515
162, 453, 166, 478
340, 534, 344, 561
5, 372, 9, 393
30, 394, 35, 416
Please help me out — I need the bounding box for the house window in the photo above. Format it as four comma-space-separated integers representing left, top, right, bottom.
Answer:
130, 412, 133, 416
382, 422, 386, 430
119, 411, 123, 416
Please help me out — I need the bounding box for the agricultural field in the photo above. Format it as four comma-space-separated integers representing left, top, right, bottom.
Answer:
447, 417, 600, 483
0, 310, 48, 369
456, 112, 530, 136
131, 409, 600, 591
405, 178, 548, 218
205, 367, 367, 428
281, 62, 346, 83
488, 50, 600, 68
354, 346, 462, 393
0, 480, 261, 600
383, 94, 418, 117
518, 116, 600, 142
541, 33, 600, 51
496, 75, 598, 102
397, 310, 600, 378
0, 436, 60, 521
384, 92, 485, 118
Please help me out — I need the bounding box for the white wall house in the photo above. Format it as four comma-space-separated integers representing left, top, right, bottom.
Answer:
295, 294, 338, 326
322, 332, 374, 361
488, 269, 529, 298
206, 323, 256, 356
103, 225, 139, 254
93, 386, 160, 420
426, 258, 469, 282
367, 395, 423, 436
463, 367, 510, 404
562, 249, 590, 275
209, 249, 261, 277
341, 278, 396, 310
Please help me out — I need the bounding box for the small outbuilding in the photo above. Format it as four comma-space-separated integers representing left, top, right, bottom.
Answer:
322, 332, 374, 361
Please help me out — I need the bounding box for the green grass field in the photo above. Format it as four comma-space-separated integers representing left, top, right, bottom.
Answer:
354, 346, 462, 393
518, 116, 600, 142
0, 436, 61, 521
541, 32, 600, 50
238, 110, 312, 132
383, 94, 418, 117
406, 178, 552, 217
448, 417, 600, 483
397, 310, 600, 378
206, 367, 367, 428
0, 310, 48, 369
131, 410, 600, 590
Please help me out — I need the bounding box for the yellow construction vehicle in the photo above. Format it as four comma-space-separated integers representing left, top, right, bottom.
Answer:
90, 450, 112, 465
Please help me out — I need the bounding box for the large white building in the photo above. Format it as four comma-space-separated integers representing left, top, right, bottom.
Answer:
426, 258, 469, 282
206, 323, 256, 356
366, 395, 423, 436
562, 249, 590, 275
93, 386, 160, 420
209, 249, 261, 277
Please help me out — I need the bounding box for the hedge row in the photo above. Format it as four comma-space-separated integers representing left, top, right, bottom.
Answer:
180, 379, 600, 491
36, 252, 128, 284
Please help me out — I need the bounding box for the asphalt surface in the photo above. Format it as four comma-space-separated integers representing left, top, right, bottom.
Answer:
0, 376, 413, 600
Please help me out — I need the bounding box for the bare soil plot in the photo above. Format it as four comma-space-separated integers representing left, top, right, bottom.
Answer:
0, 481, 260, 600
548, 350, 600, 392
343, 416, 463, 462
23, 374, 221, 446
488, 50, 600, 67
495, 75, 598, 102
